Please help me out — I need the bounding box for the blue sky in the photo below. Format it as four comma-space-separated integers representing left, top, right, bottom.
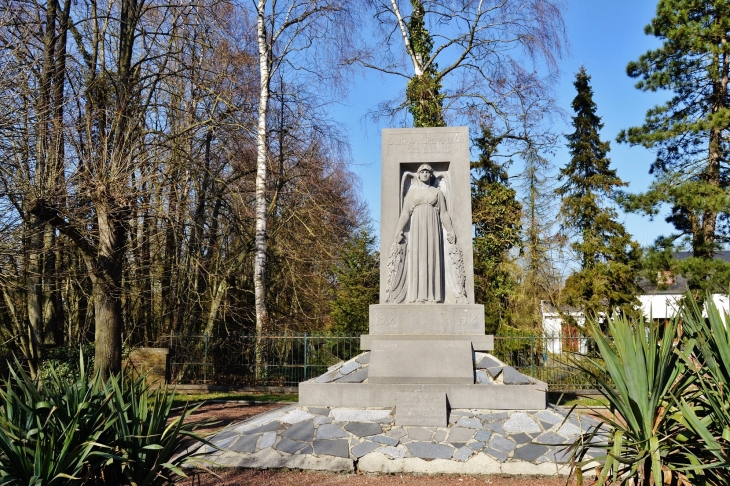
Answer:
330, 0, 674, 248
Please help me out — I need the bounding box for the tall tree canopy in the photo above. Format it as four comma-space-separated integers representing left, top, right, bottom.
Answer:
618, 0, 730, 295
559, 67, 641, 318
471, 128, 522, 333
360, 0, 566, 147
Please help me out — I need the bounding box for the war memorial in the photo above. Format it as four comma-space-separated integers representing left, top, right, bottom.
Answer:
193, 127, 599, 475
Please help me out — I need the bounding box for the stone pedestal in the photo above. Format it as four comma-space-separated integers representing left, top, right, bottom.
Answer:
297, 127, 547, 420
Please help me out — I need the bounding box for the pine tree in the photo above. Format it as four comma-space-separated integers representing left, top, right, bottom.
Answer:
329, 228, 380, 334
618, 1, 730, 296
472, 128, 522, 333
559, 67, 641, 318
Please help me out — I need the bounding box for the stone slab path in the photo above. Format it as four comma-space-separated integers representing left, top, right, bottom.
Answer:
188, 405, 602, 476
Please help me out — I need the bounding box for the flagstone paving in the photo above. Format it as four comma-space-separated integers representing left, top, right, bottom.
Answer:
188, 404, 603, 475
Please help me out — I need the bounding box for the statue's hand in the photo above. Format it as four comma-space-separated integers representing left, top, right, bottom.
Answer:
395, 231, 405, 244
447, 232, 456, 244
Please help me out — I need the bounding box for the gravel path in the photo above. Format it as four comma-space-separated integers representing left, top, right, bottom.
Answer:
185, 468, 596, 485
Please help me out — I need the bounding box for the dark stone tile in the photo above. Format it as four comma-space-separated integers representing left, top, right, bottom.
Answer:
345, 422, 382, 437
502, 366, 532, 384
355, 353, 370, 364
248, 421, 286, 434
211, 428, 239, 441
406, 442, 455, 459
352, 440, 380, 458
308, 407, 330, 416
275, 437, 307, 454
313, 439, 350, 458
510, 433, 532, 444
334, 368, 368, 383
300, 444, 313, 455
475, 355, 502, 369
229, 434, 260, 453
281, 420, 314, 442
513, 443, 549, 462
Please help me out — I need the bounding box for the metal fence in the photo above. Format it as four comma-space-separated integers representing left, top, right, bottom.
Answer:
168, 332, 603, 390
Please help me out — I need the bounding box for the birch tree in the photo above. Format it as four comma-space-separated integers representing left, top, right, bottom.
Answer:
252, 0, 356, 335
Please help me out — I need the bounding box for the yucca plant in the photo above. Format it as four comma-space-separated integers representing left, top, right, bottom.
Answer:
98, 372, 211, 485
568, 313, 692, 485
672, 298, 730, 484
0, 355, 113, 485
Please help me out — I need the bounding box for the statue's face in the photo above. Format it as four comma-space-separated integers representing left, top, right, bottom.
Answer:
418, 169, 432, 183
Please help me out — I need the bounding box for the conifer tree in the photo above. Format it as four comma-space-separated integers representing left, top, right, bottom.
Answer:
472, 128, 522, 332
618, 1, 730, 296
329, 228, 379, 334
559, 67, 641, 318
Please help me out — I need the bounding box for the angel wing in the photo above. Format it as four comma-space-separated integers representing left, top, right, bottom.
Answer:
399, 171, 416, 213
434, 171, 451, 213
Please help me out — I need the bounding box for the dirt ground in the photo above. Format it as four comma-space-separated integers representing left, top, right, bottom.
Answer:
178, 403, 596, 486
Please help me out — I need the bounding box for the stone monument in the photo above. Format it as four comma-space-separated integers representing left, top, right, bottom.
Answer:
299, 127, 546, 425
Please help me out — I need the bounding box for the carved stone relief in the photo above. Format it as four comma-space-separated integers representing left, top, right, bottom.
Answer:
384, 163, 468, 304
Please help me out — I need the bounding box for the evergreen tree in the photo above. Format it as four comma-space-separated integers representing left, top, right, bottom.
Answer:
472, 128, 522, 333
515, 146, 562, 329
559, 67, 641, 318
329, 228, 379, 334
618, 1, 730, 296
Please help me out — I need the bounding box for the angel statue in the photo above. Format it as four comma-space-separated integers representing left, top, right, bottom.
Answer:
385, 164, 468, 304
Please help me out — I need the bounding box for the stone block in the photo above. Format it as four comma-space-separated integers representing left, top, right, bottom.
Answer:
352, 441, 381, 458
316, 424, 348, 439
275, 437, 307, 454
331, 409, 391, 422
406, 442, 455, 459
373, 434, 399, 446
503, 413, 541, 434
313, 439, 350, 458
334, 368, 368, 383
259, 431, 276, 449
361, 334, 493, 351
395, 391, 447, 427
447, 427, 476, 443
280, 409, 314, 424
380, 127, 474, 303
230, 434, 260, 453
281, 421, 314, 442
344, 422, 382, 437
513, 444, 549, 462
126, 348, 169, 387
369, 304, 484, 335
369, 340, 474, 384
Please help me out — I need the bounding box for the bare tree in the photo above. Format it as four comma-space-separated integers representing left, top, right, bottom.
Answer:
252, 0, 357, 336
357, 0, 566, 143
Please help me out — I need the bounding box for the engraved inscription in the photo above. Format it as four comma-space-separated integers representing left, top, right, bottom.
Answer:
396, 391, 446, 427
454, 310, 481, 333
376, 310, 397, 329
387, 133, 465, 156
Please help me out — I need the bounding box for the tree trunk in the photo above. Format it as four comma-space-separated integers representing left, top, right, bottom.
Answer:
92, 206, 126, 377
254, 0, 270, 335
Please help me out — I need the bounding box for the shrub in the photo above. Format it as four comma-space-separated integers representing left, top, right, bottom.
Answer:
0, 351, 211, 485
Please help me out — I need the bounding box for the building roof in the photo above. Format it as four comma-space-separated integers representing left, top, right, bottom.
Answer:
639, 250, 730, 295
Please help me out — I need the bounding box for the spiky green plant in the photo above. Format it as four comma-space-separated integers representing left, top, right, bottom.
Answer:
98, 373, 211, 485
673, 299, 730, 484
0, 354, 113, 485
568, 314, 692, 485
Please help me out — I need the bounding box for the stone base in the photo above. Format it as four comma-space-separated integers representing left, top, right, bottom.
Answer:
369, 304, 485, 335
360, 334, 493, 351
189, 404, 603, 477
368, 340, 474, 384
298, 382, 547, 409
